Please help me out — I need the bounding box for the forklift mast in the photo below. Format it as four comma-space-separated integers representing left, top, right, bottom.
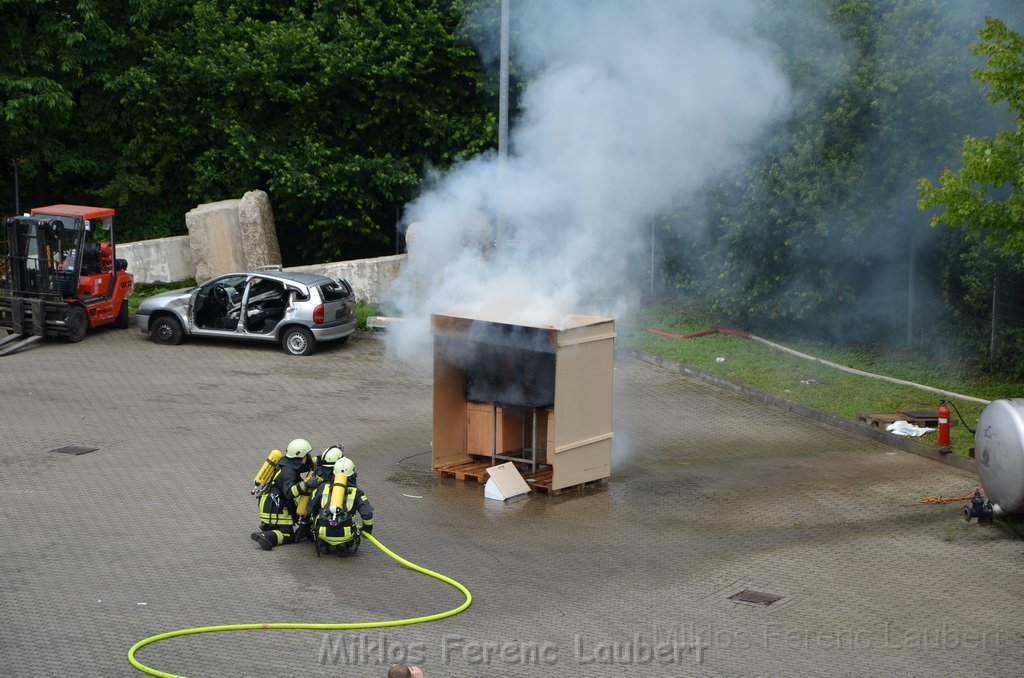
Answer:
1, 214, 80, 299
1, 205, 118, 297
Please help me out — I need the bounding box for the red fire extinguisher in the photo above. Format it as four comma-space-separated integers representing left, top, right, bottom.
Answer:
937, 400, 951, 449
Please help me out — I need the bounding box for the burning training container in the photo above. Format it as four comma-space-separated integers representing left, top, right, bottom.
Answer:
431, 311, 615, 492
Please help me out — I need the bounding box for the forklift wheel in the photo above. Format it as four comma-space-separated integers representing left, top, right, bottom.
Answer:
65, 306, 88, 343
115, 301, 130, 329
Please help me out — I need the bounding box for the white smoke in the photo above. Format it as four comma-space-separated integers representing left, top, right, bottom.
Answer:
387, 0, 792, 366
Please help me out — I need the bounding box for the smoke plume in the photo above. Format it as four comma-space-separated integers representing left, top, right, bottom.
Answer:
387, 0, 792, 365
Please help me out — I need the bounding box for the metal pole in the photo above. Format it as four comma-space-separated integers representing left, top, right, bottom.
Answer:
991, 273, 997, 355
499, 0, 510, 161
496, 0, 510, 247
650, 219, 655, 296
906, 232, 914, 347
11, 159, 21, 215
531, 407, 537, 472
491, 405, 497, 465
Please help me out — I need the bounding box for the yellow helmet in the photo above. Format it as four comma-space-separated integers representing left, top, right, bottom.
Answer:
334, 457, 355, 478
286, 438, 312, 458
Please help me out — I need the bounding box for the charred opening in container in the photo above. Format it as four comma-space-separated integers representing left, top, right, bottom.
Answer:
437, 336, 555, 408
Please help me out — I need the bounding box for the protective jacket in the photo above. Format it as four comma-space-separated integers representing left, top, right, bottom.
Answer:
257, 456, 305, 528
311, 481, 374, 547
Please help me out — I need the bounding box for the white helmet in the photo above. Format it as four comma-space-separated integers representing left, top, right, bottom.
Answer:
286, 438, 312, 458
334, 457, 355, 478
322, 445, 346, 466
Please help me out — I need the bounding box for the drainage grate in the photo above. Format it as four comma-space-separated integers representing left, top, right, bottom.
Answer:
50, 446, 99, 456
729, 590, 783, 606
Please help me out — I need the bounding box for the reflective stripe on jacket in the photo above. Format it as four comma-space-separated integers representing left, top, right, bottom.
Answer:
258, 461, 303, 526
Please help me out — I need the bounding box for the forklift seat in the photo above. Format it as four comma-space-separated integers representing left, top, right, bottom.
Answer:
79, 241, 102, 276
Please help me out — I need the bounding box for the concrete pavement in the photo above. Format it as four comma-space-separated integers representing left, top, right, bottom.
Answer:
0, 326, 1019, 677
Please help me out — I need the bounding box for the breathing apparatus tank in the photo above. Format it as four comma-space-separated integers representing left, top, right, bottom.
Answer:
327, 472, 349, 524
252, 450, 283, 495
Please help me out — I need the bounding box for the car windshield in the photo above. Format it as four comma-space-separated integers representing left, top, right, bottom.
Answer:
318, 280, 352, 302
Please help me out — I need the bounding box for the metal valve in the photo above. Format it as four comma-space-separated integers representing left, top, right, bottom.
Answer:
963, 489, 994, 524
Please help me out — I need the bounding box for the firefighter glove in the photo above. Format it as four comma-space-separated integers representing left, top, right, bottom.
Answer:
300, 477, 323, 493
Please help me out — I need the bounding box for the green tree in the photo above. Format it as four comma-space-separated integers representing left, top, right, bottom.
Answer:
106, 0, 495, 262
0, 0, 121, 211
918, 16, 1024, 259
696, 1, 901, 331
937, 235, 1024, 375
661, 1, 1007, 351
1, 0, 495, 263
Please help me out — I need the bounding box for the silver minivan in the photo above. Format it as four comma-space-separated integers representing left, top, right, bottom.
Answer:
136, 267, 356, 356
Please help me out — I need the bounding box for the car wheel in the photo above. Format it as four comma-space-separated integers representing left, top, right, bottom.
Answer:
281, 326, 315, 356
151, 316, 184, 346
115, 301, 130, 329
65, 305, 88, 343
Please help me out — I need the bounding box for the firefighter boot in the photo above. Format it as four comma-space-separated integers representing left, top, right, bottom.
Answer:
251, 532, 275, 551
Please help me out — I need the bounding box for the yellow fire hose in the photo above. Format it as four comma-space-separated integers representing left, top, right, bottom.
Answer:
127, 533, 472, 678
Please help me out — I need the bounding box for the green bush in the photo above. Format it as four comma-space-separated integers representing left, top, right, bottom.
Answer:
355, 299, 381, 331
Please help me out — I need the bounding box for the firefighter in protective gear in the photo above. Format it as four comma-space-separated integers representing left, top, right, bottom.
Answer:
315, 445, 346, 479
250, 438, 321, 551
306, 444, 357, 492
334, 456, 355, 478
310, 456, 373, 556
287, 437, 313, 459
334, 453, 358, 486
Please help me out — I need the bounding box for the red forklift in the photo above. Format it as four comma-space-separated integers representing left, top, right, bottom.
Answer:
0, 204, 134, 355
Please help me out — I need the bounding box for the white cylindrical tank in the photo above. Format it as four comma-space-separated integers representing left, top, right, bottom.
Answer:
975, 398, 1024, 514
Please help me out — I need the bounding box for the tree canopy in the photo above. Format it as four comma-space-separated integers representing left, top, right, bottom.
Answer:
3, 0, 1024, 371
660, 0, 1007, 344
917, 16, 1024, 260
0, 0, 496, 263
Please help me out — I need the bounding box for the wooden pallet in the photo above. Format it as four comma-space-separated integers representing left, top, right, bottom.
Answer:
434, 455, 541, 484
858, 411, 957, 428
899, 409, 957, 427
858, 413, 906, 428
521, 467, 554, 491
435, 458, 608, 495
434, 459, 493, 483
523, 467, 608, 496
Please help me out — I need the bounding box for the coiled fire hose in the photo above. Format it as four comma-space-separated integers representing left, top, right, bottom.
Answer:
127, 533, 472, 678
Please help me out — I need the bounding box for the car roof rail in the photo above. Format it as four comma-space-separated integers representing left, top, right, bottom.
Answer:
253, 264, 284, 272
